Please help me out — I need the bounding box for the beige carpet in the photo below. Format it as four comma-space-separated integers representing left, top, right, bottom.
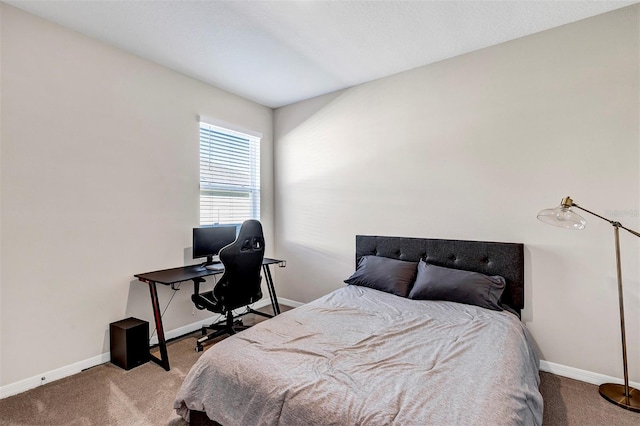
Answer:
0, 328, 206, 426
539, 372, 640, 425
2, 309, 640, 425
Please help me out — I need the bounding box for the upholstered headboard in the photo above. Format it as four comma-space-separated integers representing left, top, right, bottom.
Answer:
355, 235, 525, 315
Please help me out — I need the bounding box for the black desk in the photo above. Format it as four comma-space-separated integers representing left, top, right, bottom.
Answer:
135, 258, 284, 371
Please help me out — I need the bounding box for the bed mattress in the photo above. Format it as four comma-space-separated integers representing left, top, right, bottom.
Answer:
174, 285, 543, 425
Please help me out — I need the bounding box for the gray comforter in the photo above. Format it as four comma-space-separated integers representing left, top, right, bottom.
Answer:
174, 285, 543, 425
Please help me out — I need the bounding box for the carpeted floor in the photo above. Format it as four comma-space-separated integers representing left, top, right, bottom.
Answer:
539, 372, 640, 425
2, 308, 640, 425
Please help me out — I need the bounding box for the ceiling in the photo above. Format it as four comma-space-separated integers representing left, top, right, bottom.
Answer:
6, 0, 637, 108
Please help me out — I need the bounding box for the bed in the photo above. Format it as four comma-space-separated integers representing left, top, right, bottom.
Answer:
174, 235, 543, 425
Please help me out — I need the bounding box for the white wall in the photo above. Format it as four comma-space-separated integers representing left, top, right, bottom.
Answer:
0, 4, 274, 387
274, 5, 640, 382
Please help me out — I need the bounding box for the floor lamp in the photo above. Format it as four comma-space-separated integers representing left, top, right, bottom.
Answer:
537, 196, 640, 412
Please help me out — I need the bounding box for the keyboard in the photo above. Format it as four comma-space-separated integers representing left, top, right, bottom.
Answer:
205, 263, 224, 271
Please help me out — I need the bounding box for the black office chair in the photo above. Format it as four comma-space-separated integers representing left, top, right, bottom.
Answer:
191, 220, 273, 352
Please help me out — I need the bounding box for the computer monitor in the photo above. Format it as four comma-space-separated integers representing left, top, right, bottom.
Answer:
192, 225, 237, 266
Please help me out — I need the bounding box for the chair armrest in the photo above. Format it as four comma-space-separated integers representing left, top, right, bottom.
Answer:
191, 291, 219, 312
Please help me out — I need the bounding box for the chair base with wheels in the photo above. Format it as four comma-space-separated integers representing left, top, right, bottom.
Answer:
196, 308, 272, 352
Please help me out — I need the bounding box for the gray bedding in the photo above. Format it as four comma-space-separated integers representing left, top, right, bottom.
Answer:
174, 285, 543, 425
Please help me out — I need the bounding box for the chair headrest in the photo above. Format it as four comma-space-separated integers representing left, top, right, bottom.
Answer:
220, 220, 264, 257
237, 220, 263, 240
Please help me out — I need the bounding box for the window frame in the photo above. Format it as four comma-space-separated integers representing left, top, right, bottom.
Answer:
198, 121, 261, 226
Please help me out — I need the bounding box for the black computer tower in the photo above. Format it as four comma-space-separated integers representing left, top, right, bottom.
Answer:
109, 317, 149, 370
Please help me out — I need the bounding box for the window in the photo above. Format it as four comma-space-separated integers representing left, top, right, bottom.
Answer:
199, 122, 260, 226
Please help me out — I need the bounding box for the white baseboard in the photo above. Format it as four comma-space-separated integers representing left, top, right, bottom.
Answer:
0, 297, 282, 399
278, 297, 304, 308
15, 298, 633, 402
539, 360, 640, 389
0, 351, 112, 399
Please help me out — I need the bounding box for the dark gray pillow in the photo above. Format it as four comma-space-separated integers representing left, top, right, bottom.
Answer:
408, 261, 505, 311
344, 256, 418, 297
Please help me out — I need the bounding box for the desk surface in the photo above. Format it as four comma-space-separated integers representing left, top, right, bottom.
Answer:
135, 257, 283, 285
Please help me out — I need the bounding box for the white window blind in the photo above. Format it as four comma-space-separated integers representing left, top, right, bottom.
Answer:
199, 122, 260, 226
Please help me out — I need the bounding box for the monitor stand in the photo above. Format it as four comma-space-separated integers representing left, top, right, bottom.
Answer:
203, 255, 221, 267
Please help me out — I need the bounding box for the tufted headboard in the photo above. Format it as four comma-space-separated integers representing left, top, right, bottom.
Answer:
355, 235, 525, 315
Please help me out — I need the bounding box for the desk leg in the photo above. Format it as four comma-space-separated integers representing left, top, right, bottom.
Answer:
148, 281, 170, 371
262, 264, 281, 315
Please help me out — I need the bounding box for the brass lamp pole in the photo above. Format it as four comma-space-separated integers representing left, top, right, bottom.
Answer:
538, 196, 640, 412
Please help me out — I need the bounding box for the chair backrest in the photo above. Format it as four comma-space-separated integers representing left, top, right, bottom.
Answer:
214, 220, 265, 311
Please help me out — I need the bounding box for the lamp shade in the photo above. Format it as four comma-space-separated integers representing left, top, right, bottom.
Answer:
537, 205, 586, 230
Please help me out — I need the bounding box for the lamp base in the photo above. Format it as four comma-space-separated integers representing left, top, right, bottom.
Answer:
599, 383, 640, 412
